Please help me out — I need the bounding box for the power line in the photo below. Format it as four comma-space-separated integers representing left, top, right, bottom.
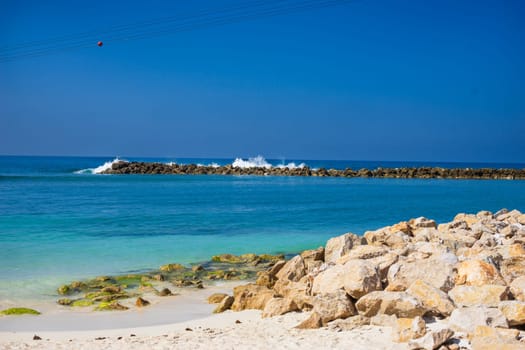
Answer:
0, 0, 352, 63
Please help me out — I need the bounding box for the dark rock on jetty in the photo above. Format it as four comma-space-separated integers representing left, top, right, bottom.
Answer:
102, 161, 525, 180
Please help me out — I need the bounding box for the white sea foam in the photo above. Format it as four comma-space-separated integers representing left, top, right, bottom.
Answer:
232, 156, 273, 169
232, 156, 306, 169
74, 157, 127, 174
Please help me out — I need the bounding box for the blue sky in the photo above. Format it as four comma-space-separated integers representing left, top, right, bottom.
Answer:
1, 0, 524, 162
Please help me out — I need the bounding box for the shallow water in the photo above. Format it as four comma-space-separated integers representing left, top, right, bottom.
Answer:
1, 156, 524, 302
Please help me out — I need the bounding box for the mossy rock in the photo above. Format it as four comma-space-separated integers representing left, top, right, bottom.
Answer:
211, 254, 244, 264
71, 299, 93, 307
113, 275, 144, 287
101, 285, 121, 294
57, 298, 73, 306
95, 301, 129, 311
57, 284, 72, 295
159, 263, 185, 272
1, 307, 40, 316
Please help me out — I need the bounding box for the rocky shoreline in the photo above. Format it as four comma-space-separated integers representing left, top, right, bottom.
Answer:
101, 161, 525, 179
209, 208, 525, 349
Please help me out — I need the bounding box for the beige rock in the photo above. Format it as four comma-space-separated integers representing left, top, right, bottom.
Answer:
328, 315, 370, 331
268, 260, 286, 276
454, 213, 479, 226
407, 280, 455, 316
275, 255, 306, 283
390, 221, 412, 235
324, 232, 363, 264
312, 289, 356, 325
231, 283, 275, 311
455, 259, 506, 286
355, 291, 427, 318
273, 277, 313, 310
255, 271, 276, 288
295, 311, 323, 329
369, 313, 398, 327
386, 258, 456, 292
498, 300, 525, 326
500, 256, 525, 284
448, 285, 509, 307
207, 293, 228, 304
409, 217, 437, 230
392, 316, 426, 343
518, 214, 525, 225
469, 325, 522, 350
213, 295, 234, 313
337, 245, 388, 263
448, 306, 508, 333
476, 210, 493, 220
261, 297, 298, 318
364, 228, 411, 249
413, 228, 440, 242
408, 328, 454, 350
510, 276, 525, 301
312, 260, 382, 299
300, 247, 325, 274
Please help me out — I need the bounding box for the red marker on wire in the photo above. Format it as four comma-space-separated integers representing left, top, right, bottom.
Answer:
97, 41, 103, 47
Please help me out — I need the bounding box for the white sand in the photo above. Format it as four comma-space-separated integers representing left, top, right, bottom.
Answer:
0, 281, 406, 350
0, 310, 406, 350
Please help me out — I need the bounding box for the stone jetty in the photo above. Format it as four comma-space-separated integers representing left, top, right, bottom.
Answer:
213, 208, 525, 349
101, 161, 525, 179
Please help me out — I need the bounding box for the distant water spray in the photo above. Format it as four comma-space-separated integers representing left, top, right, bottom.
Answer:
75, 157, 127, 174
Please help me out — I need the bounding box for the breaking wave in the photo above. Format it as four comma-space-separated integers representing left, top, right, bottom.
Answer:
232, 156, 305, 169
75, 157, 127, 174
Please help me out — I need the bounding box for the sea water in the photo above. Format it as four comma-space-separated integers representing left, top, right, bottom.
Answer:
1, 156, 524, 302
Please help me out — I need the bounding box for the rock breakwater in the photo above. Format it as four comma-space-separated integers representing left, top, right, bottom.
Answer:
215, 208, 525, 349
102, 161, 525, 179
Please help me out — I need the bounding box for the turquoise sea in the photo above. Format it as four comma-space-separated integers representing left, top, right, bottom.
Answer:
1, 156, 525, 302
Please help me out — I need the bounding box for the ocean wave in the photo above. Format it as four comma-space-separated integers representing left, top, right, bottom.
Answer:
74, 157, 127, 174
232, 156, 306, 169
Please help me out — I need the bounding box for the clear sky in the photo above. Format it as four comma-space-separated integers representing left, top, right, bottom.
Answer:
1, 0, 524, 162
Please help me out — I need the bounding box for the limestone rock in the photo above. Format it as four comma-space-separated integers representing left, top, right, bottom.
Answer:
386, 258, 456, 292
301, 246, 324, 264
448, 285, 509, 307
498, 300, 525, 326
510, 275, 525, 301
369, 313, 398, 327
312, 289, 356, 325
231, 283, 275, 311
392, 316, 426, 343
355, 291, 427, 318
273, 279, 313, 310
409, 217, 437, 230
337, 245, 388, 263
213, 295, 234, 313
408, 328, 454, 350
262, 297, 298, 318
207, 293, 228, 304
499, 256, 525, 284
407, 280, 455, 316
312, 259, 382, 299
135, 297, 150, 307
455, 259, 506, 286
324, 233, 363, 264
469, 325, 522, 350
158, 288, 172, 296
275, 255, 306, 283
159, 263, 185, 272
295, 312, 323, 329
364, 228, 411, 249
448, 306, 508, 333
328, 315, 370, 331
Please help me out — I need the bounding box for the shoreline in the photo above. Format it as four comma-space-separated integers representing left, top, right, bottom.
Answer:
102, 161, 525, 179
2, 208, 525, 349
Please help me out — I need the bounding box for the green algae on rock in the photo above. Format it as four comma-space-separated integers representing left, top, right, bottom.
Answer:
1, 307, 41, 316
95, 301, 129, 311
71, 299, 94, 307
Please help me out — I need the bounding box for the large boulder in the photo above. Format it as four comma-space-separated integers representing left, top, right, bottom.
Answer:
355, 291, 427, 318
469, 325, 522, 350
231, 283, 275, 311
300, 247, 325, 272
448, 306, 508, 333
213, 296, 234, 313
364, 228, 411, 249
510, 276, 525, 301
312, 259, 382, 299
261, 297, 298, 318
448, 285, 509, 307
386, 258, 456, 292
273, 278, 313, 310
455, 259, 506, 286
406, 280, 455, 316
498, 300, 525, 326
324, 233, 363, 264
392, 316, 426, 343
337, 245, 389, 262
275, 255, 306, 282
409, 217, 437, 230
311, 289, 357, 325
499, 256, 525, 284
408, 328, 454, 350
